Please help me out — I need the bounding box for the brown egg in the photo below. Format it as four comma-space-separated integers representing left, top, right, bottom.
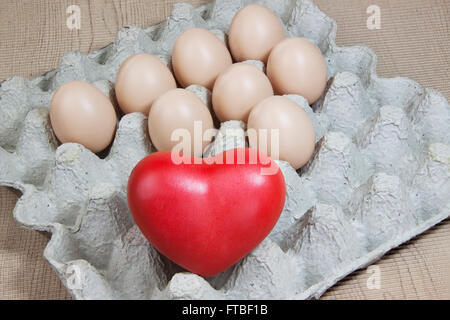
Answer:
115, 53, 177, 114
172, 28, 232, 90
212, 63, 273, 122
247, 96, 315, 169
148, 89, 214, 157
50, 80, 117, 153
228, 4, 285, 63
267, 37, 327, 104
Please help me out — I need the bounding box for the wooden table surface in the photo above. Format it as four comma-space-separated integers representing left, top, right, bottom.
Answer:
0, 0, 449, 299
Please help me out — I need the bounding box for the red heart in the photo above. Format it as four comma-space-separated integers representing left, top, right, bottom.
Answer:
127, 148, 286, 277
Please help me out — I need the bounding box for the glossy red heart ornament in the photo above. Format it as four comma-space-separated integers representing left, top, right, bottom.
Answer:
127, 148, 286, 277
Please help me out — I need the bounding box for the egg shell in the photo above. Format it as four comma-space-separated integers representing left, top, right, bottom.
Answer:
172, 28, 232, 90
228, 4, 285, 63
49, 80, 117, 153
247, 95, 316, 169
148, 88, 214, 157
212, 62, 273, 122
115, 53, 177, 115
267, 37, 327, 104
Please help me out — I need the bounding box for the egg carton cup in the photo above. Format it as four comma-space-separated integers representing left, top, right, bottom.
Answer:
0, 0, 449, 299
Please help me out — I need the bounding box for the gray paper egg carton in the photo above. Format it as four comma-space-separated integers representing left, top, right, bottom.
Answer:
0, 0, 449, 299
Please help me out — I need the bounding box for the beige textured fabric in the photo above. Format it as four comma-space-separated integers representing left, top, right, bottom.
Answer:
0, 0, 449, 300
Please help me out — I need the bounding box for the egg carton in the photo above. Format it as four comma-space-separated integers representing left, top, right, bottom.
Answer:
0, 0, 449, 300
